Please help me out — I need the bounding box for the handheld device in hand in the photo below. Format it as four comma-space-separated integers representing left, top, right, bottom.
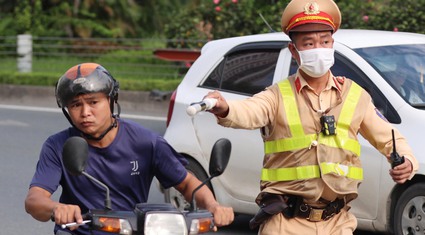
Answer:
390, 129, 405, 168
186, 98, 217, 116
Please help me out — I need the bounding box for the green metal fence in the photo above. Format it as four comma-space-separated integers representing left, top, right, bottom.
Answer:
0, 35, 206, 82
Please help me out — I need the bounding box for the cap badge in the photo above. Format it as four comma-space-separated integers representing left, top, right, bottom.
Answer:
304, 2, 320, 15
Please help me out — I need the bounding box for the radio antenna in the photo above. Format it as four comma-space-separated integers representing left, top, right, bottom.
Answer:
259, 13, 275, 33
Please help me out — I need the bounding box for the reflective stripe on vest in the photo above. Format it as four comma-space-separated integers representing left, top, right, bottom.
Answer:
261, 163, 363, 181
262, 79, 363, 181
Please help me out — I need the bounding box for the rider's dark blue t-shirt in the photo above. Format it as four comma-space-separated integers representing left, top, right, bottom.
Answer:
30, 119, 188, 235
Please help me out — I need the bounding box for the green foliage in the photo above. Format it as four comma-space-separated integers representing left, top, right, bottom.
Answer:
135, 0, 193, 36
14, 1, 32, 34
0, 18, 16, 36
0, 0, 144, 38
373, 0, 425, 34
165, 0, 425, 49
8, 0, 64, 36
336, 0, 425, 34
164, 0, 292, 48
335, 0, 375, 29
2, 0, 424, 40
0, 71, 58, 86
0, 71, 180, 91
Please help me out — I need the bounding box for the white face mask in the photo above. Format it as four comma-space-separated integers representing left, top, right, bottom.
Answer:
296, 47, 335, 78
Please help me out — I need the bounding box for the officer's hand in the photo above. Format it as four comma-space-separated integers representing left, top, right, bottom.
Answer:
204, 90, 229, 118
389, 158, 413, 184
52, 204, 83, 230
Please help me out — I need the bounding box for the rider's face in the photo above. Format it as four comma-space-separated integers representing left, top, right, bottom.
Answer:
66, 92, 112, 137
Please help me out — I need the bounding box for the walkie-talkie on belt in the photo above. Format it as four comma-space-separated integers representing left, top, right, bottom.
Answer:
390, 129, 405, 168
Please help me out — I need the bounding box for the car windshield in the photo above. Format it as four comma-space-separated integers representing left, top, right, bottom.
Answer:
355, 44, 425, 107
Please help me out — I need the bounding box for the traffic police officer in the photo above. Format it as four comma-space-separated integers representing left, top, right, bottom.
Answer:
204, 0, 418, 234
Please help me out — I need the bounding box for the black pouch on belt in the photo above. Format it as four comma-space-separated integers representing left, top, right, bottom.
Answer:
249, 193, 289, 230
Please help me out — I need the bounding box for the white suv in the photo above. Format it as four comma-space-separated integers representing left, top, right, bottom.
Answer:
163, 29, 425, 234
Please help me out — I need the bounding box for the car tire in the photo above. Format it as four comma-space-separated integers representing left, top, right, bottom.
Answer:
392, 183, 425, 235
164, 157, 213, 211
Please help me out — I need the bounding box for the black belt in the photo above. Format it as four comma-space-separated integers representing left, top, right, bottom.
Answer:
249, 193, 346, 230
293, 198, 346, 222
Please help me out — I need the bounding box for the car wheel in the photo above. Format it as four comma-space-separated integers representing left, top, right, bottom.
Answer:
164, 157, 212, 211
392, 183, 425, 235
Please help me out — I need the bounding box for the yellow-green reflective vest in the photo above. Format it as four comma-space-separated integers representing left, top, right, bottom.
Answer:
261, 79, 364, 182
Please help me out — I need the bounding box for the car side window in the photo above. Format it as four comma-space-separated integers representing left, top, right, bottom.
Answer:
289, 53, 401, 124
332, 53, 401, 124
201, 42, 286, 96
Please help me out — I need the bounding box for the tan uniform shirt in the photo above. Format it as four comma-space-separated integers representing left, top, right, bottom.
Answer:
218, 71, 418, 203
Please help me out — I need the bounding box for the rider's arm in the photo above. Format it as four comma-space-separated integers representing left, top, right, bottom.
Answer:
175, 173, 234, 227
25, 186, 59, 221
25, 186, 83, 226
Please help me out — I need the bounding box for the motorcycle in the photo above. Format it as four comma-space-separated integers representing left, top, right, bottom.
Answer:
58, 136, 231, 235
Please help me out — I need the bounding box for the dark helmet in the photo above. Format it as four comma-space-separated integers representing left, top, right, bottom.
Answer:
56, 63, 120, 141
55, 63, 119, 108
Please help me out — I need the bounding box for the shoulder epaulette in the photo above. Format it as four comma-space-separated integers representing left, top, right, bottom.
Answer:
335, 76, 346, 85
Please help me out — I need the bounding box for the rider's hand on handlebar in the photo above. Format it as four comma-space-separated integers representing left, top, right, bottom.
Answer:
52, 204, 83, 230
208, 203, 234, 229
204, 91, 229, 118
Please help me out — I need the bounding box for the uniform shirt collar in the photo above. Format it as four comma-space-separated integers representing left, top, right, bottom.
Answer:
294, 71, 342, 94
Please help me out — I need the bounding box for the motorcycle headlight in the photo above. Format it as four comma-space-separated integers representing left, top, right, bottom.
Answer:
144, 213, 188, 235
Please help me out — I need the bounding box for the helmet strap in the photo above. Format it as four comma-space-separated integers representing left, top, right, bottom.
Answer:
84, 118, 117, 141
62, 108, 75, 129
109, 89, 119, 116
111, 97, 121, 119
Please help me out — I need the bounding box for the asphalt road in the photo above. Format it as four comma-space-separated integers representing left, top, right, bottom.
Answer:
0, 87, 384, 234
